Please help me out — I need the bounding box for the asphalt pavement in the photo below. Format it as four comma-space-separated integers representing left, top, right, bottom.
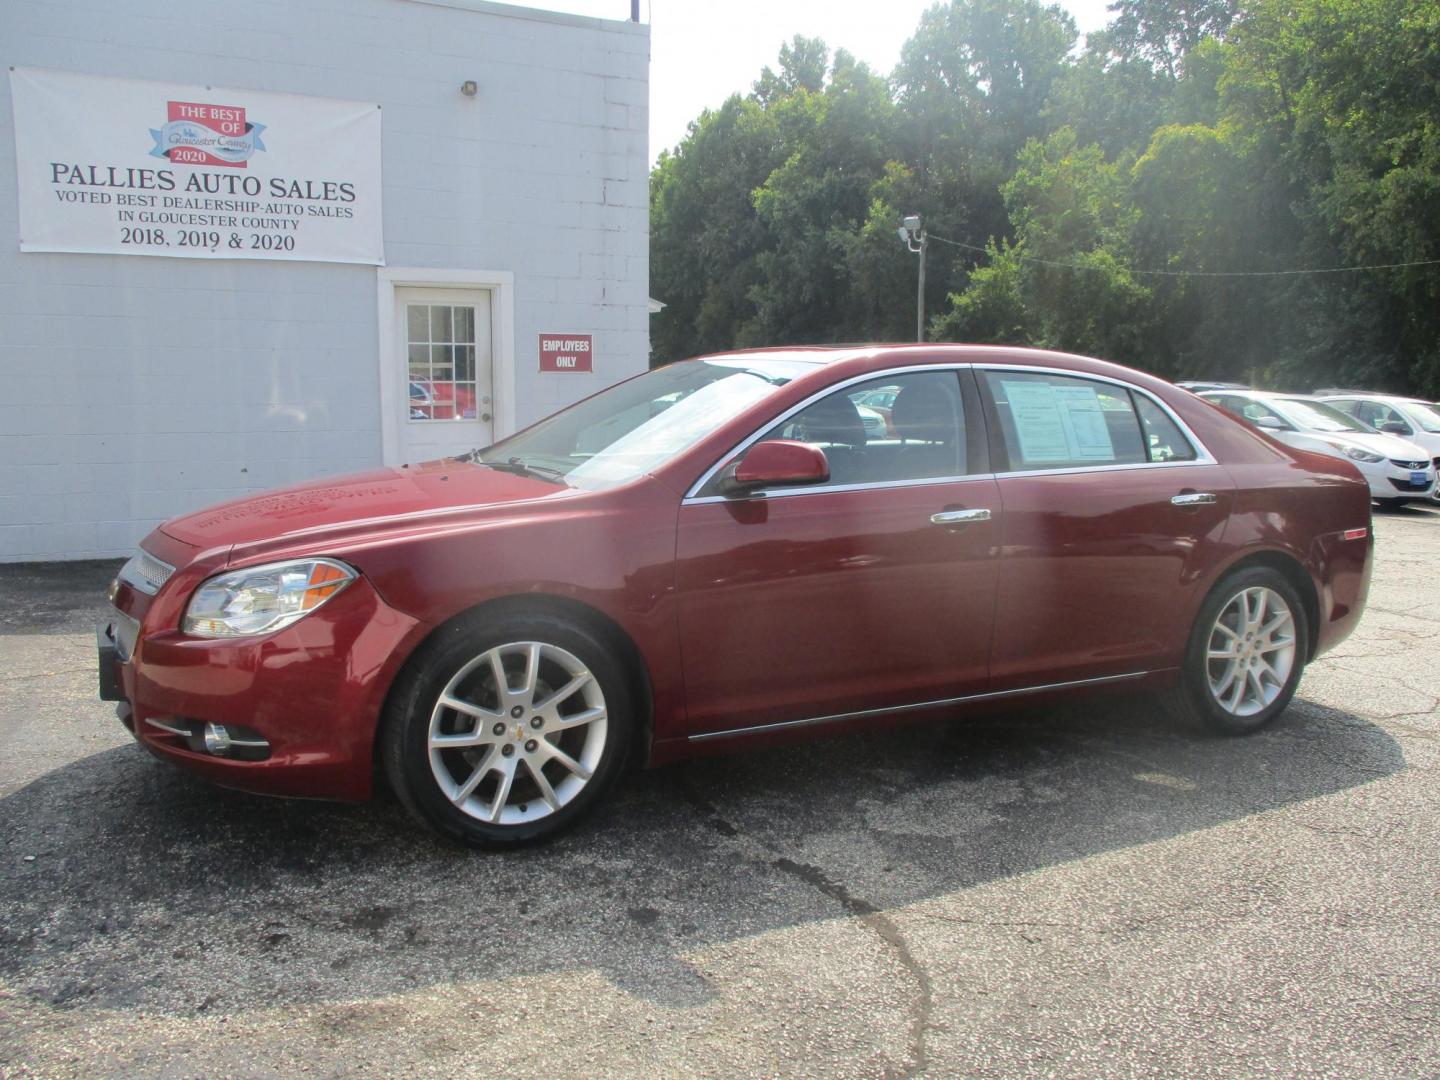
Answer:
2, 506, 1438, 1078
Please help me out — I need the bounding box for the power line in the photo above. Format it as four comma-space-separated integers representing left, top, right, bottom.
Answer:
926, 232, 1440, 278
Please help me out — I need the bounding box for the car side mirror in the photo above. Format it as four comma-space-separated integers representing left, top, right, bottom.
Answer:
1253, 415, 1285, 430
1378, 421, 1411, 435
719, 439, 830, 496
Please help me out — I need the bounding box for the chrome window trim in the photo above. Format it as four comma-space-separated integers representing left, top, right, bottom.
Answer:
683, 472, 997, 506
989, 458, 1221, 481
687, 670, 1153, 742
979, 363, 1217, 470
681, 361, 1217, 503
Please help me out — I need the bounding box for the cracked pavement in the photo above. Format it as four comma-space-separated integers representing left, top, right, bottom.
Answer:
2, 506, 1438, 1077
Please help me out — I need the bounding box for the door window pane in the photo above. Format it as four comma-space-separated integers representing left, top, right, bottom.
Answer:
1134, 395, 1198, 461
454, 306, 475, 343
757, 372, 968, 487
1373, 403, 1412, 434
984, 371, 1147, 470
1237, 398, 1286, 427
406, 303, 479, 423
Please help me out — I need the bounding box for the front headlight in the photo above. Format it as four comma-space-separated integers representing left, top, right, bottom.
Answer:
1340, 445, 1385, 464
183, 558, 356, 638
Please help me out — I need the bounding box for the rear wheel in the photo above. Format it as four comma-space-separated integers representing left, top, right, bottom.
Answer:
1164, 566, 1308, 735
381, 612, 633, 846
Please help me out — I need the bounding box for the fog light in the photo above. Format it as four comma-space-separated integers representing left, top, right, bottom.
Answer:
203, 723, 233, 756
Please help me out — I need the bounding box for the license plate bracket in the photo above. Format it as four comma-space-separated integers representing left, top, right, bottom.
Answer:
96, 622, 124, 702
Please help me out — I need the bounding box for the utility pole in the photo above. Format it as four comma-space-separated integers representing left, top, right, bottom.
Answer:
898, 215, 927, 342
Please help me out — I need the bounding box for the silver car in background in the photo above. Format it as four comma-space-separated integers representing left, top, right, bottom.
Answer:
1202, 390, 1437, 507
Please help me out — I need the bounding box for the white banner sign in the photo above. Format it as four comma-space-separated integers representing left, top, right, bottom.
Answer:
9, 68, 383, 265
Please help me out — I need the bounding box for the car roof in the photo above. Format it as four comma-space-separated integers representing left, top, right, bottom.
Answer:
698, 343, 1174, 385
1200, 389, 1306, 401
1316, 391, 1427, 404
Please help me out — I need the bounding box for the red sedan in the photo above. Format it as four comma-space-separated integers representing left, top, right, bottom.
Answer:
99, 346, 1373, 846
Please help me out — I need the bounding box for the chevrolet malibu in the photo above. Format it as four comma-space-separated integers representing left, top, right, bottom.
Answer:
99, 346, 1374, 846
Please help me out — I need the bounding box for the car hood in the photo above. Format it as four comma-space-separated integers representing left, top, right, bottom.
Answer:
1312, 431, 1431, 460
159, 459, 571, 553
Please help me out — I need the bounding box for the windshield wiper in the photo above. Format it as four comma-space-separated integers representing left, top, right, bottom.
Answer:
479, 457, 569, 485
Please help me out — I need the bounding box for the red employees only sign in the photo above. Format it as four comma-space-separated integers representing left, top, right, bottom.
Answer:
539, 334, 592, 373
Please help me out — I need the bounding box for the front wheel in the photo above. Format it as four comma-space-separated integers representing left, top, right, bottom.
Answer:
381, 612, 634, 847
1164, 567, 1309, 735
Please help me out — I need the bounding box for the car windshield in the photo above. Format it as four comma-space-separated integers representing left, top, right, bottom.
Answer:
1401, 401, 1440, 432
473, 357, 816, 490
1273, 398, 1370, 434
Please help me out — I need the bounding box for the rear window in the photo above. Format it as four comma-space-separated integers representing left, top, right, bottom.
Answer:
984, 371, 1194, 470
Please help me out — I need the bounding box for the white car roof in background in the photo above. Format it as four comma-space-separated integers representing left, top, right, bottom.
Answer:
1316, 392, 1430, 406
1201, 389, 1312, 401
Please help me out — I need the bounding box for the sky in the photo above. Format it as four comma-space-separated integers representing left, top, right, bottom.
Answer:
534, 0, 1116, 161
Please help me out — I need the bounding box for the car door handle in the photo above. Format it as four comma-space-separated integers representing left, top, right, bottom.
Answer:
931, 508, 992, 526
1171, 492, 1218, 507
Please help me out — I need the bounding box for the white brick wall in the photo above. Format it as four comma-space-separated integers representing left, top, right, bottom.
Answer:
0, 0, 650, 560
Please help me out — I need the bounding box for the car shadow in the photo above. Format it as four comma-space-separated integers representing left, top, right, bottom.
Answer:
0, 693, 1403, 1015
1374, 501, 1438, 517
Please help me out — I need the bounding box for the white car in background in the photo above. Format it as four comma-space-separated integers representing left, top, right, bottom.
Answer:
1315, 393, 1440, 505
1202, 390, 1437, 507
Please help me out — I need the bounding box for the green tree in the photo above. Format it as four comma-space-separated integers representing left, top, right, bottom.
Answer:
935, 128, 1155, 361
753, 35, 830, 106
747, 50, 901, 344
1107, 0, 1240, 77
1043, 46, 1176, 160
649, 0, 1440, 396
648, 95, 785, 363
890, 0, 1083, 337
1218, 0, 1440, 392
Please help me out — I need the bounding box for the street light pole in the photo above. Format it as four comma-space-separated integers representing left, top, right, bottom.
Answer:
916, 229, 927, 342
898, 215, 927, 342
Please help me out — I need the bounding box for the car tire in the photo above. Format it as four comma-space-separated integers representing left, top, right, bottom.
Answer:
1163, 566, 1309, 736
381, 610, 634, 847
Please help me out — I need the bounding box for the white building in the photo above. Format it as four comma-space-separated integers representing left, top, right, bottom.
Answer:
0, 0, 650, 561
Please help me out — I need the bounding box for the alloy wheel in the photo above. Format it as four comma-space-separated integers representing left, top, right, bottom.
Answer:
427, 641, 608, 826
1205, 586, 1297, 717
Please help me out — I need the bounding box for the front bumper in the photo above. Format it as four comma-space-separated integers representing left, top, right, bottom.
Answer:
101, 575, 424, 801
1361, 462, 1436, 500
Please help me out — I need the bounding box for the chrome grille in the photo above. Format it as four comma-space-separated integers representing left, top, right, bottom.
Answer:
117, 549, 176, 596
1391, 459, 1429, 470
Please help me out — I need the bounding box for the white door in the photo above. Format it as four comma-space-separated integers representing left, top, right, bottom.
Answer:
393, 287, 494, 463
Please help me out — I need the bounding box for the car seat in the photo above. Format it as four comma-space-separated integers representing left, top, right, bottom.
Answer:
890, 383, 962, 478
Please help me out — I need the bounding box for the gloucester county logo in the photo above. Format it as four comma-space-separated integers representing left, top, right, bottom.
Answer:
149, 100, 266, 167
